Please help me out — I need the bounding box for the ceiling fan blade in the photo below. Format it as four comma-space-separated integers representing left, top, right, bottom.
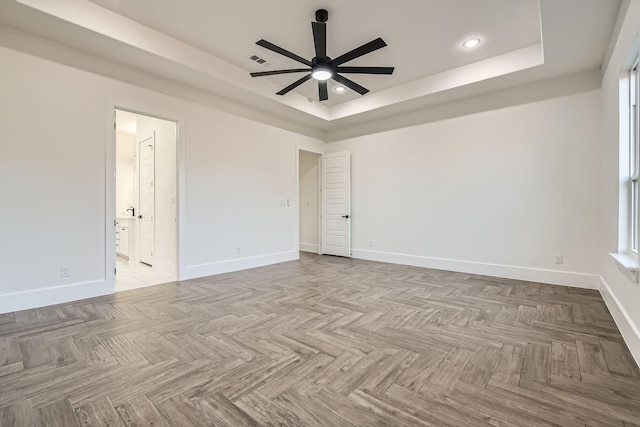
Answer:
312, 22, 327, 58
318, 80, 328, 101
331, 38, 387, 66
332, 74, 369, 95
256, 39, 312, 66
276, 74, 312, 95
250, 68, 310, 77
336, 66, 394, 75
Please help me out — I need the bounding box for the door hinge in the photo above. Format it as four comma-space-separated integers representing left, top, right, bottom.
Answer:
114, 122, 116, 130
114, 267, 117, 275
114, 220, 117, 226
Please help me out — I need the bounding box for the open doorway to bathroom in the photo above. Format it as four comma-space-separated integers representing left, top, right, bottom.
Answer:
114, 109, 178, 291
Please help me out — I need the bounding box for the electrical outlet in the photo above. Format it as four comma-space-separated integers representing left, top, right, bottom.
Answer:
236, 248, 241, 255
60, 265, 71, 278
369, 240, 374, 248
555, 255, 564, 265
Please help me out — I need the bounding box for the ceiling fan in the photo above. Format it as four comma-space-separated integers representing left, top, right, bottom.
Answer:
250, 9, 394, 101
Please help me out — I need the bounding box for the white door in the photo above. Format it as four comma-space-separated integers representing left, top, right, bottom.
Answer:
139, 135, 155, 265
322, 151, 351, 257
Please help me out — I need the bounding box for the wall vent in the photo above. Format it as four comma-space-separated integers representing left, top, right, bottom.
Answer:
249, 54, 273, 67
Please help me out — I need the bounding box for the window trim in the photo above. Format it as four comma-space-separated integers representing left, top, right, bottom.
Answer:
611, 57, 640, 279
630, 60, 639, 254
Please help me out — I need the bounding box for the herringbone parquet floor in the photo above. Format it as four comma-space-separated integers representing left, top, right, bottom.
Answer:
1, 253, 639, 426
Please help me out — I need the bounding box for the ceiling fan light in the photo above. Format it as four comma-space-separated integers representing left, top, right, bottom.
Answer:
463, 38, 481, 48
334, 86, 346, 93
312, 69, 332, 81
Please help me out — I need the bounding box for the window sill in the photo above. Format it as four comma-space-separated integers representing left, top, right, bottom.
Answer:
609, 252, 639, 271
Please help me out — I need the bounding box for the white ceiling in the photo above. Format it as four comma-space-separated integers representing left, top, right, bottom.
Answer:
87, 0, 542, 107
0, 0, 622, 136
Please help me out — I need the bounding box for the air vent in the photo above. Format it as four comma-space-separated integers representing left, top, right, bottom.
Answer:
249, 54, 272, 67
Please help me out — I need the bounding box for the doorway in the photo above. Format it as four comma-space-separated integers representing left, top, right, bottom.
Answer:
299, 150, 321, 254
114, 109, 178, 291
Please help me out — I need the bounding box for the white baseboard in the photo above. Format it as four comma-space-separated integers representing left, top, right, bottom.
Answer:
351, 249, 600, 289
299, 243, 318, 253
0, 279, 113, 314
598, 277, 640, 367
183, 250, 298, 280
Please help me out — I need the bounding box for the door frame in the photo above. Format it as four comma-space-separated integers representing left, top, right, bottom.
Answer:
106, 98, 185, 292
295, 146, 324, 256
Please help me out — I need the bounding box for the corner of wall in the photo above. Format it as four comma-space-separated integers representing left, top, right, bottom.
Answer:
598, 276, 640, 366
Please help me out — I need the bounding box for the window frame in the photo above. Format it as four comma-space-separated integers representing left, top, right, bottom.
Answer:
630, 59, 639, 254
610, 56, 640, 280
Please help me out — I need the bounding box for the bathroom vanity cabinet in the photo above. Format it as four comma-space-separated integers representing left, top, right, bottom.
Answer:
116, 218, 134, 259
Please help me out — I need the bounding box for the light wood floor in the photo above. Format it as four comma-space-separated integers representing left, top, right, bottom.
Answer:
1, 253, 639, 426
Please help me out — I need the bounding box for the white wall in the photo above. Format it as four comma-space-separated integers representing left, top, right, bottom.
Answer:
136, 115, 177, 275
599, 0, 640, 363
0, 44, 323, 313
327, 90, 602, 287
115, 131, 135, 215
3, 12, 636, 371
299, 150, 320, 252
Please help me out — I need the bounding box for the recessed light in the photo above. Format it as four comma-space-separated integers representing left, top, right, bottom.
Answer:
334, 86, 346, 93
463, 38, 481, 48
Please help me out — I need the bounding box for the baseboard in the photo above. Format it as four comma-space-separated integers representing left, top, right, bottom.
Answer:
351, 249, 601, 289
598, 277, 640, 367
0, 279, 113, 314
183, 250, 298, 280
299, 243, 318, 253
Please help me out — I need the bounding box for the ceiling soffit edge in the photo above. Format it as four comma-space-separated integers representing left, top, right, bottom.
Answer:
15, 0, 546, 123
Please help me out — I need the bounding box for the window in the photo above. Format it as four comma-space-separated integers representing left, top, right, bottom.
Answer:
630, 59, 639, 252
611, 56, 640, 276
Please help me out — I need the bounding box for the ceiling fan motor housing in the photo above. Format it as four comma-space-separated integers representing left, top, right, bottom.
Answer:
312, 56, 334, 70
315, 9, 328, 23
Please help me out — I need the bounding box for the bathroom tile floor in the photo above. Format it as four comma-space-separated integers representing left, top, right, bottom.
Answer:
115, 257, 176, 292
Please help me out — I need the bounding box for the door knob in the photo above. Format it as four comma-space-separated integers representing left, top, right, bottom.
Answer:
342, 215, 350, 219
